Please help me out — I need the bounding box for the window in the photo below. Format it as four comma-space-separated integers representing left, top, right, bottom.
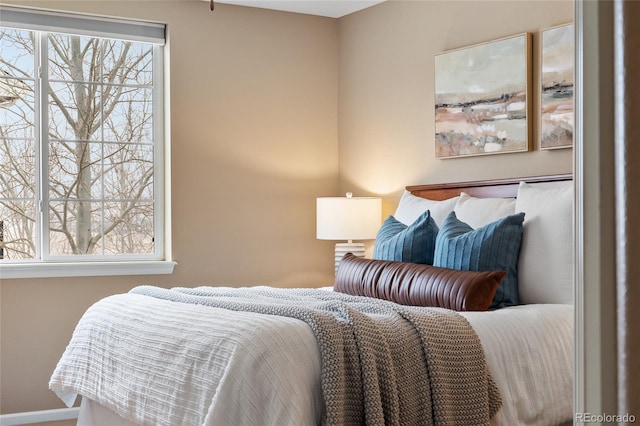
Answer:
0, 7, 173, 278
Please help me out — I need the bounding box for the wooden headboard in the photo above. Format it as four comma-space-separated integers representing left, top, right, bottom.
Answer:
406, 173, 573, 201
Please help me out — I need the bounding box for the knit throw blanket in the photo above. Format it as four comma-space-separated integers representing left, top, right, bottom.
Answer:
131, 286, 502, 425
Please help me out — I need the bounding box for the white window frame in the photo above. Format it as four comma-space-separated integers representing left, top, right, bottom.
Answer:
0, 6, 174, 278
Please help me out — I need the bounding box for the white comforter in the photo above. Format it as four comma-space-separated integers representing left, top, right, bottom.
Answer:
463, 304, 573, 425
50, 290, 572, 426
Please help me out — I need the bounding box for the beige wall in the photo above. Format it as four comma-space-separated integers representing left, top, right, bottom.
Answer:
0, 0, 339, 414
338, 1, 573, 216
0, 0, 574, 416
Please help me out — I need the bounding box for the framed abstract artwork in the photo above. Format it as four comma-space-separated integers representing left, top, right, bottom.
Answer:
540, 23, 574, 150
434, 33, 532, 159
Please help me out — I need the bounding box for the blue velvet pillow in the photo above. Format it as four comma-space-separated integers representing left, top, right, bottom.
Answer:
373, 211, 439, 264
433, 211, 525, 308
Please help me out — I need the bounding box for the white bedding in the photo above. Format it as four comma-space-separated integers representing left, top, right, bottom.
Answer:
463, 304, 573, 425
52, 293, 572, 426
52, 292, 324, 426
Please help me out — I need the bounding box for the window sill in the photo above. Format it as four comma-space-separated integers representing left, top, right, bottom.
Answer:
0, 260, 177, 279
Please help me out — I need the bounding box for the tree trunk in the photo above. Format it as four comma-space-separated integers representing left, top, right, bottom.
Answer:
70, 37, 93, 254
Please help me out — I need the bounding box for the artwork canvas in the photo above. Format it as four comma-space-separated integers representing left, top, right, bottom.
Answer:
435, 33, 531, 159
540, 23, 574, 149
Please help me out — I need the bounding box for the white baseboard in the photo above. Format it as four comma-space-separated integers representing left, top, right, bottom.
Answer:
0, 407, 80, 426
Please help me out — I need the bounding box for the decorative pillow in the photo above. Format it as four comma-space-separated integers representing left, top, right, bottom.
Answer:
334, 253, 505, 311
394, 190, 458, 228
373, 211, 438, 265
433, 211, 525, 308
515, 181, 573, 304
454, 192, 516, 229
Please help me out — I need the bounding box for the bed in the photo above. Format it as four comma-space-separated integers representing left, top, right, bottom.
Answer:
49, 174, 574, 426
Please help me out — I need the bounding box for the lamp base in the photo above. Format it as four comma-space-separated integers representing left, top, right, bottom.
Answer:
334, 242, 366, 275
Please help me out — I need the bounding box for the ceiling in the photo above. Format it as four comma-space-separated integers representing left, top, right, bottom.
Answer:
214, 0, 386, 18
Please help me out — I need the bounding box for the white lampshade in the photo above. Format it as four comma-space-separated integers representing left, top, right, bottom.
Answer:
316, 195, 382, 241
317, 194, 382, 274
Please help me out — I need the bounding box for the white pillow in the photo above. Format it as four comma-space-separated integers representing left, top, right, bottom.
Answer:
515, 181, 574, 304
454, 192, 516, 229
394, 190, 458, 228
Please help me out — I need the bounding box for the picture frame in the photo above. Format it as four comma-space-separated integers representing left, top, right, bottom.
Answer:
434, 33, 532, 159
540, 23, 574, 150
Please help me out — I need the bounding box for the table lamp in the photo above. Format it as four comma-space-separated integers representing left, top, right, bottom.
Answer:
316, 192, 382, 274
